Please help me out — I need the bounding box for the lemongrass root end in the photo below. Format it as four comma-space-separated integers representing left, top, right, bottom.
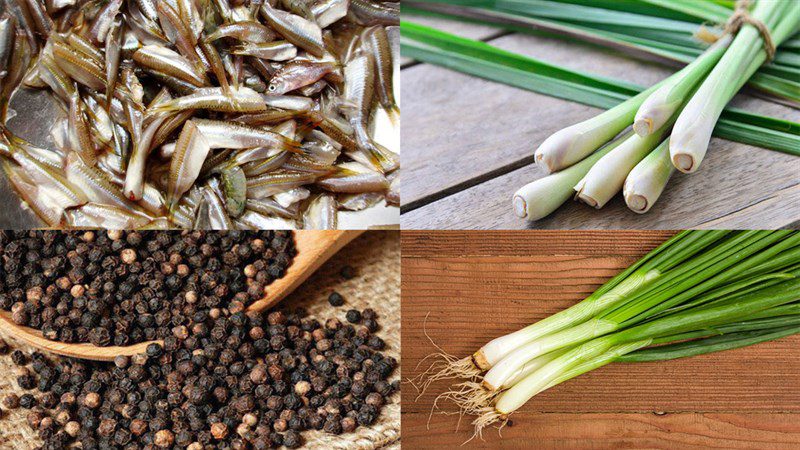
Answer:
625, 193, 649, 214
632, 118, 653, 137
576, 191, 600, 209
512, 195, 527, 219
671, 152, 696, 173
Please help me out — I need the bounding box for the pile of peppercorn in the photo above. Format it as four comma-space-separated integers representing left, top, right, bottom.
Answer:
1, 304, 398, 450
0, 231, 295, 346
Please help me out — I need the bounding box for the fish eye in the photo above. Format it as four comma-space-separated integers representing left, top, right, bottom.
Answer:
268, 85, 277, 92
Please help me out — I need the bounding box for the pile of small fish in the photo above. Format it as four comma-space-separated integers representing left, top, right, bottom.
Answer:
0, 0, 399, 229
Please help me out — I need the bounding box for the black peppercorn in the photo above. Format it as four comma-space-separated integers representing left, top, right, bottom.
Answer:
328, 292, 345, 307
345, 310, 362, 324
19, 393, 37, 409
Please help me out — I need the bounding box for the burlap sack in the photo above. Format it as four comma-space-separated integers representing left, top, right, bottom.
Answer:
0, 231, 400, 449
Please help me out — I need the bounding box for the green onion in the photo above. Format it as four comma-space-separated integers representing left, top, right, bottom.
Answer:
417, 231, 800, 438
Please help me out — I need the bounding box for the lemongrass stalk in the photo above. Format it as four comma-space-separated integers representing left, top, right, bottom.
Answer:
670, 0, 800, 172
575, 127, 669, 209
623, 138, 675, 213
533, 90, 653, 172
513, 131, 632, 220
633, 35, 731, 137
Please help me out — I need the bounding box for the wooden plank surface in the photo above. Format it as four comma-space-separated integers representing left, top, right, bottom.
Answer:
401, 231, 800, 448
400, 17, 800, 229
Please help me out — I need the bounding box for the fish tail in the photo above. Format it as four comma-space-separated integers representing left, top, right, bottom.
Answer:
281, 137, 305, 155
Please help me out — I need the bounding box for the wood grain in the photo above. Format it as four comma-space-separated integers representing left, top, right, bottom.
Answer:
401, 231, 800, 448
399, 18, 800, 229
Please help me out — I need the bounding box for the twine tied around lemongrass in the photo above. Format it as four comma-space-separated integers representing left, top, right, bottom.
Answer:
695, 0, 776, 60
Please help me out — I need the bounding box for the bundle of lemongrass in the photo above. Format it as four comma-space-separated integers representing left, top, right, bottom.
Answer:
416, 230, 800, 439
513, 0, 800, 220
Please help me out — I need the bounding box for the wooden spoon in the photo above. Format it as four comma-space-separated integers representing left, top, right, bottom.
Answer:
0, 230, 362, 361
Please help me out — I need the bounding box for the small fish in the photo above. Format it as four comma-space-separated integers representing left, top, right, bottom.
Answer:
349, 0, 399, 26
65, 152, 134, 210
133, 0, 159, 22
303, 194, 337, 229
125, 88, 172, 201
134, 45, 209, 87
82, 94, 115, 145
340, 53, 398, 173
275, 187, 310, 208
199, 40, 230, 94
105, 18, 124, 109
62, 203, 153, 228
38, 55, 77, 102
167, 120, 211, 209
177, 0, 204, 40
155, 1, 206, 73
283, 153, 337, 176
11, 146, 88, 206
241, 151, 291, 177
68, 90, 99, 166
312, 0, 349, 28
65, 33, 105, 67
202, 185, 235, 229
192, 119, 303, 154
233, 41, 298, 61
149, 86, 267, 116
268, 60, 339, 94
88, 0, 122, 44
0, 14, 18, 79
246, 197, 300, 219
262, 94, 315, 111
236, 210, 298, 229
364, 26, 399, 119
52, 40, 106, 92
246, 170, 317, 199
1, 30, 31, 121
231, 108, 306, 127
339, 192, 384, 211
221, 165, 247, 217
3, 160, 71, 226
317, 161, 389, 193
205, 21, 276, 43
260, 2, 326, 57
280, 0, 315, 20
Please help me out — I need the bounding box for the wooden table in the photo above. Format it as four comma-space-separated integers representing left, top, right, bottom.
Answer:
401, 231, 800, 448
400, 16, 800, 229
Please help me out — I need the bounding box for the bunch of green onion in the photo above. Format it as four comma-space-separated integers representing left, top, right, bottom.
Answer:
417, 230, 800, 438
513, 0, 800, 220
